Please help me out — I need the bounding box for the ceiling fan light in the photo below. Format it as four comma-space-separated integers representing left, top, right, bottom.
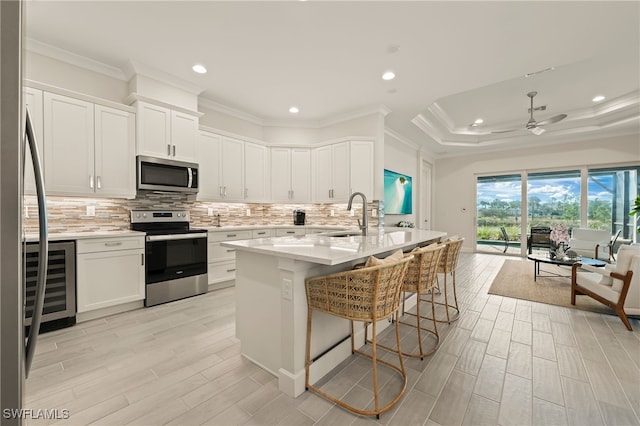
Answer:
529, 127, 546, 136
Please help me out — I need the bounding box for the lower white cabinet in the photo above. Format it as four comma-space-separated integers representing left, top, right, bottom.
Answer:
275, 228, 306, 237
207, 230, 253, 286
76, 236, 145, 313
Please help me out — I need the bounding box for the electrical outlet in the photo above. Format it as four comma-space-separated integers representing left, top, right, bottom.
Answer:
86, 205, 95, 217
246, 208, 251, 216
330, 210, 334, 217
282, 278, 293, 300
24, 205, 29, 218
208, 207, 214, 216
350, 209, 355, 216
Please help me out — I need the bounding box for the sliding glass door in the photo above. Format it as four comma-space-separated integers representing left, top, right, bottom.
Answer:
476, 174, 522, 254
476, 165, 639, 256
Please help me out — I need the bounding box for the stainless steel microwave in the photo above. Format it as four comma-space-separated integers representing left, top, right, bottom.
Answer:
137, 155, 199, 194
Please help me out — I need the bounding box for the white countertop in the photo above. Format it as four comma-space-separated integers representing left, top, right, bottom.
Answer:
222, 227, 447, 265
24, 230, 145, 243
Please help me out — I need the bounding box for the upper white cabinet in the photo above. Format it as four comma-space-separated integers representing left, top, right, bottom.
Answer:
349, 140, 375, 200
244, 142, 269, 202
197, 131, 244, 201
135, 101, 198, 163
43, 92, 135, 198
24, 87, 44, 195
313, 142, 350, 202
94, 106, 136, 198
312, 140, 374, 202
271, 147, 311, 202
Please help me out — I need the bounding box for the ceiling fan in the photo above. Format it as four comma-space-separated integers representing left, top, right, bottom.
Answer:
492, 91, 568, 135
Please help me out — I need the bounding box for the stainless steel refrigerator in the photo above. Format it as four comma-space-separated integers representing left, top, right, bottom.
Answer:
1, 1, 49, 424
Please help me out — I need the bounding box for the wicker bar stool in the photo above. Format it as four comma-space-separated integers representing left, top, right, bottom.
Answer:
304, 255, 413, 418
367, 245, 445, 359
428, 236, 464, 323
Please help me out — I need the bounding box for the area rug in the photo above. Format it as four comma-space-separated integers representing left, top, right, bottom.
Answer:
488, 259, 614, 315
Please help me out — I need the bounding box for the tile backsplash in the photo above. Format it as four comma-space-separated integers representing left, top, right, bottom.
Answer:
23, 193, 381, 234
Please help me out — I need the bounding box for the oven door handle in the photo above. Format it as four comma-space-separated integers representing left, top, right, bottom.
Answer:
146, 233, 207, 242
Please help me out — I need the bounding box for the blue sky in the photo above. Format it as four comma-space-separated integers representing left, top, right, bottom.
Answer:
477, 175, 614, 205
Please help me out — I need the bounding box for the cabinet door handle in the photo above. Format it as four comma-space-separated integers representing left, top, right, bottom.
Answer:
219, 186, 223, 197
97, 176, 102, 190
227, 234, 237, 237
245, 188, 248, 198
104, 241, 123, 247
227, 268, 236, 273
167, 144, 171, 156
89, 175, 94, 189
173, 145, 176, 157
257, 231, 266, 235
223, 186, 227, 197
141, 253, 144, 266
226, 249, 236, 253
286, 231, 295, 234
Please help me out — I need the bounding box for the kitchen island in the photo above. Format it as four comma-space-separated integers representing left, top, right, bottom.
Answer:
222, 227, 447, 397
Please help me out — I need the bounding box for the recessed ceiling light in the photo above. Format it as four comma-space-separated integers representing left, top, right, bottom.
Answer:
474, 118, 484, 124
192, 64, 207, 74
289, 106, 299, 114
592, 95, 605, 102
382, 71, 396, 81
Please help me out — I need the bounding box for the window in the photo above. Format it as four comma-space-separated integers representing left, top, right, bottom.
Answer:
588, 166, 639, 240
527, 170, 581, 230
476, 174, 521, 254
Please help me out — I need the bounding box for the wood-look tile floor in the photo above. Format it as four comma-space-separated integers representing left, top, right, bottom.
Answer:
25, 253, 640, 426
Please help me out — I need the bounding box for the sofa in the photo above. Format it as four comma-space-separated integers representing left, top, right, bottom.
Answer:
569, 228, 612, 261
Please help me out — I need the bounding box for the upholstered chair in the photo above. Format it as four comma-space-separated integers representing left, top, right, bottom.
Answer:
571, 244, 640, 330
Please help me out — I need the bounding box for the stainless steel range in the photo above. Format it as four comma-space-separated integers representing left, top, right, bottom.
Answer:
131, 210, 208, 307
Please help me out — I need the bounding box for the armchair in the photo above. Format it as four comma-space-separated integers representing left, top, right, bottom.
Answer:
568, 228, 612, 261
571, 245, 640, 330
527, 226, 551, 254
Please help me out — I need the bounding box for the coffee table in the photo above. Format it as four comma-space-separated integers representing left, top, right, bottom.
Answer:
527, 253, 606, 281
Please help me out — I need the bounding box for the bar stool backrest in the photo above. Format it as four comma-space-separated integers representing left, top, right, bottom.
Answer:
438, 237, 464, 274
404, 244, 445, 293
305, 256, 413, 323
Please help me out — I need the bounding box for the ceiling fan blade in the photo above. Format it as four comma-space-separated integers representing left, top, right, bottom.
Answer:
490, 129, 518, 134
536, 114, 567, 126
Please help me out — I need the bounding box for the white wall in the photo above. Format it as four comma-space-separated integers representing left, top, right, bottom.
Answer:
384, 134, 420, 226
433, 134, 640, 250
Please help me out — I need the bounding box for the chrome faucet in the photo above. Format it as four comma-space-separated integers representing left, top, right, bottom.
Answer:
347, 192, 368, 236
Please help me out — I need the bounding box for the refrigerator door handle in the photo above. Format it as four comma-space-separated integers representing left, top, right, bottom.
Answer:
24, 107, 48, 378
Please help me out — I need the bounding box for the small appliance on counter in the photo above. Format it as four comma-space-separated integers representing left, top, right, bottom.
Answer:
293, 209, 306, 225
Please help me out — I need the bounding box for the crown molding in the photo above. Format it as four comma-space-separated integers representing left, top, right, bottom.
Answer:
125, 60, 204, 95
198, 96, 265, 126
25, 37, 127, 81
384, 128, 420, 149
125, 93, 203, 117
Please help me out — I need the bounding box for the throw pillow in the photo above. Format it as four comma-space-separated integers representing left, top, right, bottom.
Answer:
364, 249, 404, 268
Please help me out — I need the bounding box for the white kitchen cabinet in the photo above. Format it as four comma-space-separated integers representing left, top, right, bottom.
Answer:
244, 142, 269, 201
208, 229, 253, 287
76, 236, 145, 313
43, 92, 135, 198
313, 141, 350, 202
275, 228, 306, 237
94, 105, 135, 198
349, 140, 375, 200
43, 92, 94, 195
197, 131, 244, 201
24, 87, 44, 195
271, 147, 311, 202
135, 101, 198, 163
